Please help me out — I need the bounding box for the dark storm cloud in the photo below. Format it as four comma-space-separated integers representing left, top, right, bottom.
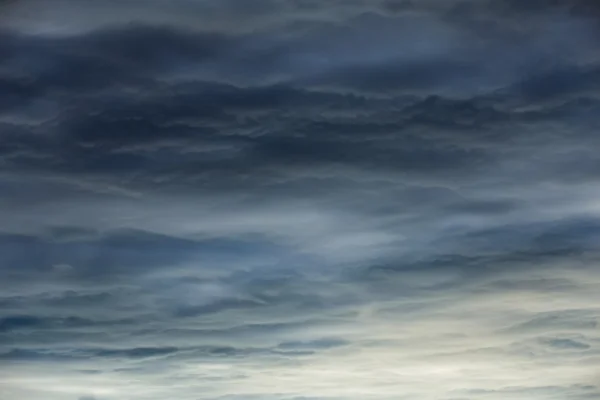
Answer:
0, 18, 597, 191
540, 337, 591, 350
0, 315, 45, 332
2, 1, 600, 399
0, 230, 203, 285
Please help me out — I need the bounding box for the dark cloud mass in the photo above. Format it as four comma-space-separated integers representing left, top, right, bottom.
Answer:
1, 1, 600, 399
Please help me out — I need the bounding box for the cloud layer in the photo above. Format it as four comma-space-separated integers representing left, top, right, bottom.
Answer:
1, 1, 600, 399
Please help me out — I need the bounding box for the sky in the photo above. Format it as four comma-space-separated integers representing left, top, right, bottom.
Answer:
1, 0, 600, 399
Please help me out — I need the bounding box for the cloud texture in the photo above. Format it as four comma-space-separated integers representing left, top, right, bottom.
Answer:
1, 1, 600, 399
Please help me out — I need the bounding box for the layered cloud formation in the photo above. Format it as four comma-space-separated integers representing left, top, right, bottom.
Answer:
1, 1, 600, 399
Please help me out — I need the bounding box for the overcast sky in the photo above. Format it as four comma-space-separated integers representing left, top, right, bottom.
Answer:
1, 1, 600, 399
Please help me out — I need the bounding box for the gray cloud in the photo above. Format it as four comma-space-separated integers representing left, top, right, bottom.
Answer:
1, 1, 600, 399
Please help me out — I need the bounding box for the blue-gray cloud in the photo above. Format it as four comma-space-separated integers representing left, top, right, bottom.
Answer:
1, 1, 600, 399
